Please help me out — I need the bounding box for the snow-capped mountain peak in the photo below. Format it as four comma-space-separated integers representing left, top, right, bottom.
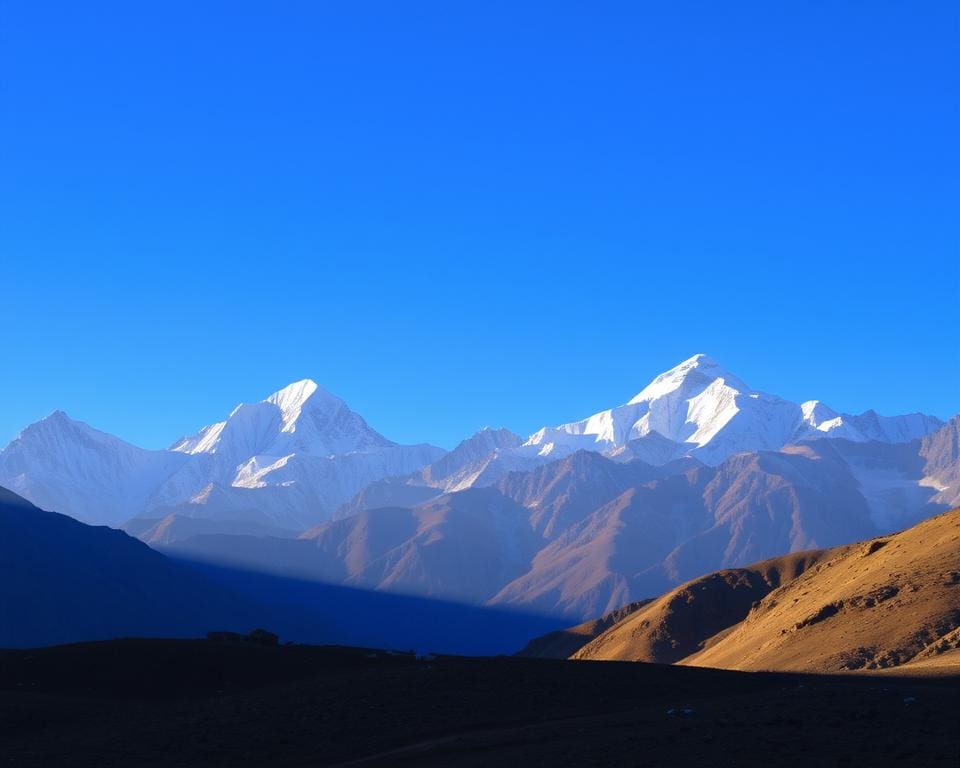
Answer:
1, 380, 445, 528
523, 354, 754, 458
800, 400, 846, 434
524, 354, 944, 465
171, 380, 394, 460
264, 379, 337, 431
627, 353, 748, 405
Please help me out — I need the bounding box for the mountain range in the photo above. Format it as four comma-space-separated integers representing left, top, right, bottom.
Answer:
1, 355, 945, 530
159, 421, 958, 620
1, 354, 956, 623
525, 354, 942, 463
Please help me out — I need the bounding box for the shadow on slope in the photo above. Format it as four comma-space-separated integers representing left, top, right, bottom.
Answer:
173, 558, 568, 656
0, 485, 569, 655
0, 487, 262, 649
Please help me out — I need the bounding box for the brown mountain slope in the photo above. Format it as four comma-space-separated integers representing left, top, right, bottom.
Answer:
571, 548, 834, 663
685, 507, 960, 672
304, 487, 544, 604
495, 450, 699, 538
491, 446, 882, 619
569, 508, 960, 673
515, 599, 653, 659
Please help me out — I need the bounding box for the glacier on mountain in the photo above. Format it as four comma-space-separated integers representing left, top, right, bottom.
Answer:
0, 381, 444, 528
0, 356, 946, 530
523, 354, 943, 464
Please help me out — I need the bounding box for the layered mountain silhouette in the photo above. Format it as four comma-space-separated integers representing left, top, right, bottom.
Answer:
0, 355, 945, 535
320, 354, 949, 517
1, 355, 955, 626
157, 417, 958, 620
526, 506, 960, 674
0, 487, 258, 647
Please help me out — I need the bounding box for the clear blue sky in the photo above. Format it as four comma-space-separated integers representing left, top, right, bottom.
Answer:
2, 2, 958, 450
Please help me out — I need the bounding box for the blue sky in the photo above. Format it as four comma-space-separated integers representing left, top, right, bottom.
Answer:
2, 2, 958, 450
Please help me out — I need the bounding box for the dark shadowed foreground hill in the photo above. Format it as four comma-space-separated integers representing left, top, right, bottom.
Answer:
0, 487, 260, 647
0, 487, 562, 653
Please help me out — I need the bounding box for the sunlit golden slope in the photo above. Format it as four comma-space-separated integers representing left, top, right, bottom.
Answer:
569, 509, 960, 673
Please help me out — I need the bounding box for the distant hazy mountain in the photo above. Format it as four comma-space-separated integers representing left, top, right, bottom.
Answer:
0, 411, 189, 527
0, 380, 445, 529
489, 444, 876, 618
919, 414, 960, 506
333, 427, 537, 518
495, 450, 701, 538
